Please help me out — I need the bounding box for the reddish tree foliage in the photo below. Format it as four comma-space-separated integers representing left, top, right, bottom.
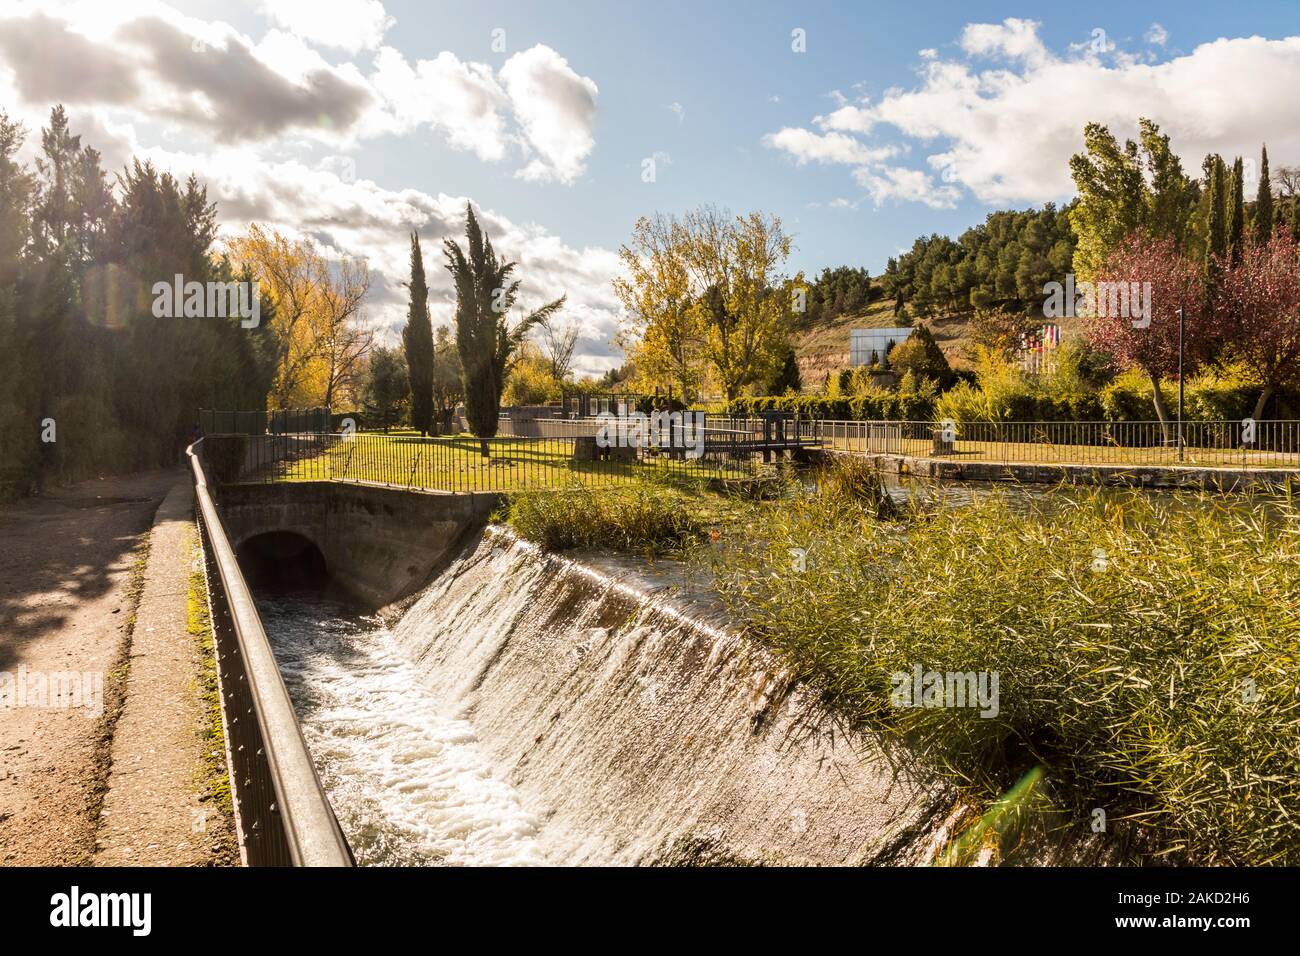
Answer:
1086, 232, 1208, 423
1215, 230, 1300, 420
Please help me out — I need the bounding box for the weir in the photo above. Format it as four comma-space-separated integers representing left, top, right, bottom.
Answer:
260, 525, 960, 865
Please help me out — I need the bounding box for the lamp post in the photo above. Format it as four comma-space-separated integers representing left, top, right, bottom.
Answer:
1176, 305, 1185, 462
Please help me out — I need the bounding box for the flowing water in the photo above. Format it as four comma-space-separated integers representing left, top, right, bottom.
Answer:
258, 598, 547, 865
260, 527, 955, 866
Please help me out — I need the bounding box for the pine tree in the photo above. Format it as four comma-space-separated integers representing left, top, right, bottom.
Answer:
1255, 145, 1274, 243
402, 231, 434, 436
1228, 156, 1245, 265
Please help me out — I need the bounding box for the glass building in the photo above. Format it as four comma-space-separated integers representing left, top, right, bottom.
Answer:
849, 328, 912, 368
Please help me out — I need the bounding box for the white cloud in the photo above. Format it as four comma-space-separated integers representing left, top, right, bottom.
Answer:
1146, 23, 1169, 47
259, 0, 394, 54
959, 17, 1049, 66
668, 101, 685, 122
763, 128, 897, 166
0, 5, 599, 182
368, 47, 510, 160
766, 19, 1300, 207
500, 45, 599, 184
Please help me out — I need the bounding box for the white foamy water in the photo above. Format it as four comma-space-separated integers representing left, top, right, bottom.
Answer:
258, 598, 548, 866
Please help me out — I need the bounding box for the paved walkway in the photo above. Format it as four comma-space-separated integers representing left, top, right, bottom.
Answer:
94, 479, 236, 865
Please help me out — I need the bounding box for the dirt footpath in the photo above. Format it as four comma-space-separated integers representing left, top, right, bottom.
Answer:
94, 479, 237, 865
0, 470, 177, 864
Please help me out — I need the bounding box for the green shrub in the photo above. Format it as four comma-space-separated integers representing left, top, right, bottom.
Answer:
507, 481, 703, 555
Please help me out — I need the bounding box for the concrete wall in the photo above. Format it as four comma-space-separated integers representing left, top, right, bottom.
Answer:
215, 481, 501, 609
821, 449, 1298, 492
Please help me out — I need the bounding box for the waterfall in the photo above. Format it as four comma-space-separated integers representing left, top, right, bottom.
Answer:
365, 527, 952, 865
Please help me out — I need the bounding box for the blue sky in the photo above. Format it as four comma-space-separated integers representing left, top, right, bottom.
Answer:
2, 1, 1300, 373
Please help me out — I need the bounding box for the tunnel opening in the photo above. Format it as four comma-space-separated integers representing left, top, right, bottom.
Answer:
236, 531, 330, 594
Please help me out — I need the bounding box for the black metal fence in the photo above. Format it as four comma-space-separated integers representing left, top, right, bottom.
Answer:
200, 408, 332, 436
816, 419, 1300, 469
199, 428, 808, 493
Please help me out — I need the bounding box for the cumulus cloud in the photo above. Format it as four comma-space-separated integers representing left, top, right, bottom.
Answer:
0, 6, 373, 142
766, 18, 1300, 208
1146, 23, 1169, 47
499, 45, 599, 183
0, 5, 599, 180
259, 0, 393, 53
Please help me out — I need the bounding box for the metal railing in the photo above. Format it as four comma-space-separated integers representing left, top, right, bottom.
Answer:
814, 419, 1300, 469
205, 430, 783, 493
188, 440, 354, 867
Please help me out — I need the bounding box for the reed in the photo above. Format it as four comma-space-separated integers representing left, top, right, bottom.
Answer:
706, 481, 1300, 864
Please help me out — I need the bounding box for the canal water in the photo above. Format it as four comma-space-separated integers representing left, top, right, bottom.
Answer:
258, 597, 548, 866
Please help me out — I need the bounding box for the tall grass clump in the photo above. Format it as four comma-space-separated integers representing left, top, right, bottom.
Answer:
506, 479, 705, 555
706, 483, 1300, 864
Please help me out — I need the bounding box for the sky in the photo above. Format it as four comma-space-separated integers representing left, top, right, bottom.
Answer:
2, 0, 1300, 376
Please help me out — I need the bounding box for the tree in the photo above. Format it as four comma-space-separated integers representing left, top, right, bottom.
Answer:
537, 311, 579, 381
766, 347, 802, 394
1228, 156, 1246, 266
888, 324, 955, 388
616, 205, 796, 402
968, 307, 1033, 359
1204, 154, 1228, 271
228, 224, 368, 410
1255, 145, 1275, 243
431, 325, 462, 434
402, 231, 434, 435
1087, 232, 1208, 430
1216, 230, 1300, 420
613, 213, 701, 399
316, 255, 371, 409
361, 346, 408, 432
444, 203, 564, 456
1069, 119, 1198, 281
502, 342, 562, 405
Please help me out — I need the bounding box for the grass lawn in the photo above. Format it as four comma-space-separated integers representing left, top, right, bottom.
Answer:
274, 432, 753, 492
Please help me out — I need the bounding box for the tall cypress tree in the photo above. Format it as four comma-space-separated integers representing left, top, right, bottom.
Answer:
1227, 156, 1245, 265
402, 231, 434, 436
1204, 154, 1226, 268
1254, 145, 1274, 243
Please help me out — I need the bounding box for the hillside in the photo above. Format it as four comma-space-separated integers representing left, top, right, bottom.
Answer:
791, 293, 1087, 390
